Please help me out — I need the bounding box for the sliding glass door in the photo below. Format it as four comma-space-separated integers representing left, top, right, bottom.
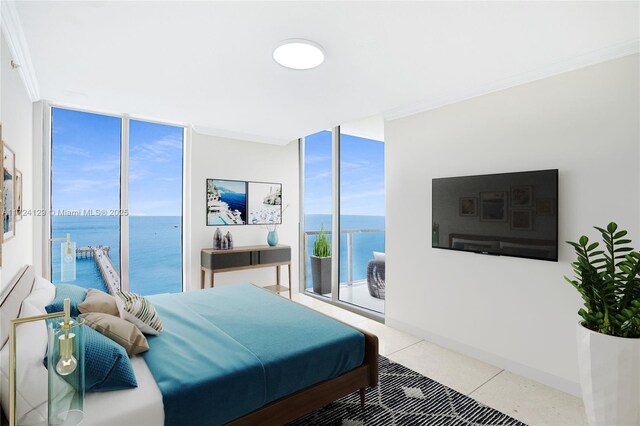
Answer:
50, 107, 184, 295
302, 117, 385, 314
338, 125, 385, 313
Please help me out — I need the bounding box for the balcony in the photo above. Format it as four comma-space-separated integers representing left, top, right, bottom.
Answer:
303, 228, 385, 313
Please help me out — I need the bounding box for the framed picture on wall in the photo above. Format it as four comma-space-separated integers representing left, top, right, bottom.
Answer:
0, 126, 3, 266
206, 179, 247, 225
459, 197, 478, 217
15, 169, 23, 222
3, 142, 16, 241
480, 191, 507, 222
248, 181, 282, 225
511, 210, 533, 231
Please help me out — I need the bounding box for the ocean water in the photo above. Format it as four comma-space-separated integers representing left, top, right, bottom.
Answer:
51, 214, 383, 295
52, 216, 182, 295
304, 214, 385, 287
208, 192, 247, 225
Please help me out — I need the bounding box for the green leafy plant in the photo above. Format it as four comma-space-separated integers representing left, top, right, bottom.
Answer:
565, 222, 640, 338
313, 225, 331, 257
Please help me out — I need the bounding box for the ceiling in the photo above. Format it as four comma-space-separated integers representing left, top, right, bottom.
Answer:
5, 1, 640, 145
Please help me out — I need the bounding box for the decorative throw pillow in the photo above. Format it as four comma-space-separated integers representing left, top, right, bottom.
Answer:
78, 288, 120, 317
44, 324, 138, 392
115, 292, 163, 335
80, 312, 149, 356
45, 284, 88, 317
21, 276, 56, 315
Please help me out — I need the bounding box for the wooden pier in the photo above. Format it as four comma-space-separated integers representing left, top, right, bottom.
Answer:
76, 246, 121, 295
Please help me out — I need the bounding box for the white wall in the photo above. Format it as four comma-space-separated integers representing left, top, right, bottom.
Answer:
385, 54, 640, 396
1, 34, 33, 290
189, 131, 299, 292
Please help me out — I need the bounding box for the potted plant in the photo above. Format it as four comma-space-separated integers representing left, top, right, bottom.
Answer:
565, 222, 640, 426
311, 225, 331, 295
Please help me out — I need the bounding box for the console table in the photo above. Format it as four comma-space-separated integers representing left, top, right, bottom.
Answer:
200, 245, 292, 299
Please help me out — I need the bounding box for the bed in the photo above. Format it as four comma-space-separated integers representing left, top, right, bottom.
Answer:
0, 266, 379, 425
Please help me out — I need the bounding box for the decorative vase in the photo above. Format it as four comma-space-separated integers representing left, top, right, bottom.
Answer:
577, 322, 640, 425
267, 231, 278, 247
213, 228, 223, 249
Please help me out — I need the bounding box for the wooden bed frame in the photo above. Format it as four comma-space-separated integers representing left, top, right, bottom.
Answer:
1, 265, 379, 426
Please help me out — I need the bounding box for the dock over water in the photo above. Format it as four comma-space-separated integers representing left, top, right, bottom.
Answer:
77, 246, 121, 295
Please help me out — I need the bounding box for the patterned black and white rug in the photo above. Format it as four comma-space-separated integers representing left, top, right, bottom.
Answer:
290, 356, 526, 426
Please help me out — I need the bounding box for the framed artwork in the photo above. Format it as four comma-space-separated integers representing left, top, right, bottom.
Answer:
248, 181, 282, 225
3, 142, 15, 241
511, 185, 533, 208
480, 191, 507, 222
459, 197, 478, 217
511, 210, 533, 231
536, 198, 555, 216
0, 126, 3, 267
15, 169, 23, 222
206, 179, 247, 225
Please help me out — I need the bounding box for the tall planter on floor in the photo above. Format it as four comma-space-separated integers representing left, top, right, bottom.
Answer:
311, 226, 331, 295
565, 222, 640, 426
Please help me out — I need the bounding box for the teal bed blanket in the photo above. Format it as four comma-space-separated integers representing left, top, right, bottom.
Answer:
143, 284, 365, 426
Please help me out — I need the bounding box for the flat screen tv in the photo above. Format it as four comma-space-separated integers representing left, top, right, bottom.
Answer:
432, 169, 558, 261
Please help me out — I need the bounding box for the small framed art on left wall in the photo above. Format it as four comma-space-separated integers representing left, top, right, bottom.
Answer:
3, 137, 16, 242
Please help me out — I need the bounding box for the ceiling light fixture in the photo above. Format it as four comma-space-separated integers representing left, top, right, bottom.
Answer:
273, 39, 325, 70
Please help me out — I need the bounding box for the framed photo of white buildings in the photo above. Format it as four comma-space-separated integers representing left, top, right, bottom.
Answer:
248, 182, 282, 225
3, 141, 15, 241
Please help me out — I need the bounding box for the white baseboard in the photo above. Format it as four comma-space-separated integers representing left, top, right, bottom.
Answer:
385, 316, 582, 398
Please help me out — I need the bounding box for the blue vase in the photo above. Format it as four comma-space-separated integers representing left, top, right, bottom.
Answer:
267, 231, 278, 247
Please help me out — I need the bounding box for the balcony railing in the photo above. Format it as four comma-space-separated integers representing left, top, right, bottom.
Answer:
303, 228, 385, 286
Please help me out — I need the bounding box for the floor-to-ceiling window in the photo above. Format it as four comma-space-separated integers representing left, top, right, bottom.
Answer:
302, 130, 333, 294
50, 107, 184, 295
51, 108, 122, 292
128, 119, 183, 295
302, 117, 385, 315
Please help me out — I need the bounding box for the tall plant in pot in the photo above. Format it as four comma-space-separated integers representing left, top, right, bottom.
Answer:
565, 222, 640, 426
311, 225, 331, 295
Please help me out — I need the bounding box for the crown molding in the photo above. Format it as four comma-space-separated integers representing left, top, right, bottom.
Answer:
384, 39, 640, 121
1, 0, 40, 102
193, 125, 292, 146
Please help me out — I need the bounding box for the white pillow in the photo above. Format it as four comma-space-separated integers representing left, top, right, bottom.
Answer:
21, 276, 56, 314
373, 251, 386, 262
0, 303, 49, 425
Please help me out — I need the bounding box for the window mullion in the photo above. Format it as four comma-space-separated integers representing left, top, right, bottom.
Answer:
120, 115, 130, 292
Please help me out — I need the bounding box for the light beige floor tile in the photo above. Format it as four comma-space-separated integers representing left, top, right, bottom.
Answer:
470, 370, 588, 426
388, 340, 502, 395
355, 318, 422, 356
292, 293, 370, 325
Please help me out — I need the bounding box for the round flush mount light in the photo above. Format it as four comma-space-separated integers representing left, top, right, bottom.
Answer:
273, 39, 325, 70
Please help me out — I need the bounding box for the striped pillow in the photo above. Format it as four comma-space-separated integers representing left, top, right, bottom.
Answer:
116, 292, 163, 335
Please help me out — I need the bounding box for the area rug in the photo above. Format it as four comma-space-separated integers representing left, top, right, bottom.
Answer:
289, 356, 526, 426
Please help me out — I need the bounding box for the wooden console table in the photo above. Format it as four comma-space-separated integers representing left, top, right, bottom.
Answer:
201, 245, 292, 299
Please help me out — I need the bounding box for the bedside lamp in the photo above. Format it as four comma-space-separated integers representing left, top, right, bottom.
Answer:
9, 298, 85, 426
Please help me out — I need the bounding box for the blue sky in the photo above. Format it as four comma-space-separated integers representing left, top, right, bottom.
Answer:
304, 130, 384, 216
52, 108, 183, 216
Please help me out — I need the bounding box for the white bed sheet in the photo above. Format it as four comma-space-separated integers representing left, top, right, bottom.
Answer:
83, 356, 164, 426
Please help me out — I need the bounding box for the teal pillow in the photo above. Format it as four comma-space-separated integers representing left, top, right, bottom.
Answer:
45, 284, 88, 317
44, 324, 138, 392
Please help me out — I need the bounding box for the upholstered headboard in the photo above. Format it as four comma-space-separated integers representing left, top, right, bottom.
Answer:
0, 266, 36, 348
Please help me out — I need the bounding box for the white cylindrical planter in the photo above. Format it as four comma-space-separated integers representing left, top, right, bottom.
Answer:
577, 322, 640, 426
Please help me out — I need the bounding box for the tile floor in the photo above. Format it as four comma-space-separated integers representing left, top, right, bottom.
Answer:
291, 292, 588, 426
306, 282, 386, 313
